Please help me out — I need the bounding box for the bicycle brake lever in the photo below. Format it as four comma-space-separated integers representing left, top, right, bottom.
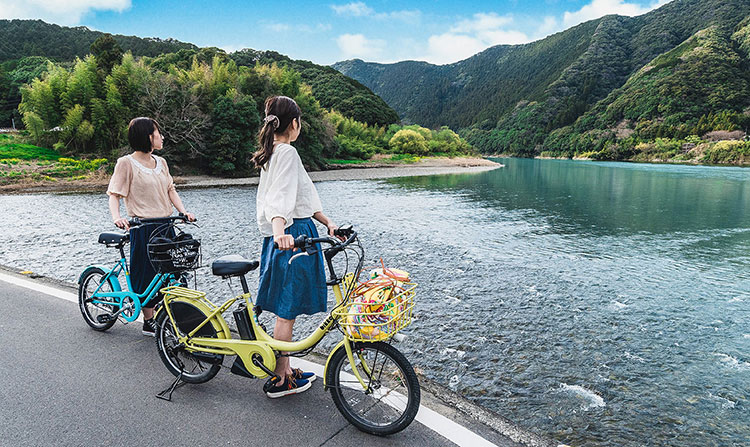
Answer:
288, 251, 310, 265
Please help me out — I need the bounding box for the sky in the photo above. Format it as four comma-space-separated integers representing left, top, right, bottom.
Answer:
1, 0, 672, 65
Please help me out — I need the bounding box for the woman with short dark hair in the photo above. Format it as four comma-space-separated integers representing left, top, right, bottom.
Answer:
107, 117, 196, 335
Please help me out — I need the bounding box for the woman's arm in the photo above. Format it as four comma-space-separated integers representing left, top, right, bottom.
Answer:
108, 194, 129, 230
272, 217, 295, 250
313, 211, 340, 238
168, 188, 196, 221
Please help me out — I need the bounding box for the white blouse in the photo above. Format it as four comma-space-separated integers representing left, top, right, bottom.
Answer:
256, 143, 323, 236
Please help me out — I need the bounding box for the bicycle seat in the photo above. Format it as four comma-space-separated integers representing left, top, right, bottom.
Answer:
98, 232, 128, 246
211, 255, 259, 277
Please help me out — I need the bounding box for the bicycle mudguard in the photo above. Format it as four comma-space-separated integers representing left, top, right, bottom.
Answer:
157, 296, 231, 340
323, 339, 348, 390
78, 265, 122, 291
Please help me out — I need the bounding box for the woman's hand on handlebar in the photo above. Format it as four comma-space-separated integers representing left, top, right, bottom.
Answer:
114, 217, 130, 230
274, 233, 296, 251
327, 223, 345, 241
184, 212, 196, 222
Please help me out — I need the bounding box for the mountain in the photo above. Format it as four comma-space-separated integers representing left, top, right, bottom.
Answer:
334, 0, 750, 157
0, 20, 398, 128
0, 19, 197, 62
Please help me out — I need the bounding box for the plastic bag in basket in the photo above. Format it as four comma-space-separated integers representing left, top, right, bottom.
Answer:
345, 266, 410, 340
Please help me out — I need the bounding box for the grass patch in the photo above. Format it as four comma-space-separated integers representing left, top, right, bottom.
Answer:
0, 135, 61, 161
388, 154, 421, 163
325, 158, 371, 165
0, 135, 109, 186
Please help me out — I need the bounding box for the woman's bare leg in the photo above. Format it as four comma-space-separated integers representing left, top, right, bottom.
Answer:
273, 317, 294, 382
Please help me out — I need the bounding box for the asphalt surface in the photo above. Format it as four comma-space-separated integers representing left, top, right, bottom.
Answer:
0, 278, 529, 447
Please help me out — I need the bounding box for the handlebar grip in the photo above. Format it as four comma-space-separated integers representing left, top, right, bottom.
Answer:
273, 235, 309, 250
334, 225, 353, 237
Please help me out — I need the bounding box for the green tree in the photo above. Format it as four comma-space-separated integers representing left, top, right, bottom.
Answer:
206, 89, 259, 175
90, 34, 123, 75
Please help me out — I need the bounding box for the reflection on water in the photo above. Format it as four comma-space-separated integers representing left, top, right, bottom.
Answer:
1, 157, 749, 447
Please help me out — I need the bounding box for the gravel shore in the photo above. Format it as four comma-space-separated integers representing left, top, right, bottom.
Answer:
0, 157, 502, 194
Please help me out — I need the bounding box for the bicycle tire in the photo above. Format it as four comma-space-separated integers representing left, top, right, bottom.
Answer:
78, 267, 117, 331
326, 341, 420, 436
154, 303, 222, 384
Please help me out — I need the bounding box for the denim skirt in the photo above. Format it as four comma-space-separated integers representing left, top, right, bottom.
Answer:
256, 218, 327, 320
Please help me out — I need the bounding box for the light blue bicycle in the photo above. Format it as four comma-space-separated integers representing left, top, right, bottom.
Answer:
78, 215, 198, 331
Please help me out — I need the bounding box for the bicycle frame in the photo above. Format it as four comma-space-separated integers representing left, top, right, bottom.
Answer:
160, 281, 374, 389
88, 255, 176, 322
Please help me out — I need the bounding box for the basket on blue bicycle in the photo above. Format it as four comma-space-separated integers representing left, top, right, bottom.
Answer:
333, 265, 416, 341
147, 223, 201, 273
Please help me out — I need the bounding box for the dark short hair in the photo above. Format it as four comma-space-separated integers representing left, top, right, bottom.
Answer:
127, 117, 161, 152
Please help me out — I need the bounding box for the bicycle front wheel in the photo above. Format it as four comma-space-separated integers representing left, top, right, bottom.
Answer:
326, 341, 420, 436
78, 267, 117, 331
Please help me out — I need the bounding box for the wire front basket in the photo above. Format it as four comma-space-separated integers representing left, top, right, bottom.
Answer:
147, 223, 201, 273
333, 267, 416, 342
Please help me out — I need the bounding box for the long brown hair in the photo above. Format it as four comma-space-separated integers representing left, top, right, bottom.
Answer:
252, 96, 301, 168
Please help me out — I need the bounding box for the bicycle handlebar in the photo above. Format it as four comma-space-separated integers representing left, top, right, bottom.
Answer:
127, 213, 193, 228
273, 225, 355, 251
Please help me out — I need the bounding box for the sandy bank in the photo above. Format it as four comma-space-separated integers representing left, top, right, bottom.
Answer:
0, 157, 502, 194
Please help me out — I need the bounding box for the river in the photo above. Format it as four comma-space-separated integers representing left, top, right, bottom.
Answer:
1, 157, 748, 447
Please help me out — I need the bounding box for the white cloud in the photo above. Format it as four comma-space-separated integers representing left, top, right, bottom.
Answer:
263, 22, 330, 34
331, 2, 420, 23
0, 0, 131, 25
423, 13, 530, 65
425, 33, 488, 65
563, 0, 671, 28
265, 23, 291, 33
331, 2, 373, 17
451, 12, 514, 33
536, 16, 559, 37
336, 33, 386, 60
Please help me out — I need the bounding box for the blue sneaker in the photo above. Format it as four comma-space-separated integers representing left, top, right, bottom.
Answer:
264, 375, 311, 398
291, 367, 316, 383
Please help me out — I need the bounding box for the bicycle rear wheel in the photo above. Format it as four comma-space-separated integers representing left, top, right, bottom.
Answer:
326, 341, 420, 436
78, 267, 117, 331
154, 303, 223, 384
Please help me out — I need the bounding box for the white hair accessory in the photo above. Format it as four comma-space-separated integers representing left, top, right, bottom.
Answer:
263, 114, 280, 129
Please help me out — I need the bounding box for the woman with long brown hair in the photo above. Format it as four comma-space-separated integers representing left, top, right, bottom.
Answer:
253, 96, 339, 398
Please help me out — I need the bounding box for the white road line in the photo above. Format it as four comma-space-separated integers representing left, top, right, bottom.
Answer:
0, 271, 78, 303
1, 272, 499, 447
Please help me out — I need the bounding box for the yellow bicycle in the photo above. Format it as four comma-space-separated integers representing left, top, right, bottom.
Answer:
153, 226, 420, 435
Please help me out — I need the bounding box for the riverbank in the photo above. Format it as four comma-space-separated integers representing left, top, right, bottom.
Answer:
0, 156, 501, 194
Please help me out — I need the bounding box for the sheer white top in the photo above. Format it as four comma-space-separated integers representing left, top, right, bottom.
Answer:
256, 143, 322, 236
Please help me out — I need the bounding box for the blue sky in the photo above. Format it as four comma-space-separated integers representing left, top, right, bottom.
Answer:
2, 0, 670, 65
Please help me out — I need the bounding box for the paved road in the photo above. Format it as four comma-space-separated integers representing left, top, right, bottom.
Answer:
0, 277, 531, 447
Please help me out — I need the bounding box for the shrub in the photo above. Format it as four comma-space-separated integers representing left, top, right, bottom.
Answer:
389, 129, 428, 155
703, 140, 750, 164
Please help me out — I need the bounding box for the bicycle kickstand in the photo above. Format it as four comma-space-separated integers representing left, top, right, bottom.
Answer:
156, 372, 186, 402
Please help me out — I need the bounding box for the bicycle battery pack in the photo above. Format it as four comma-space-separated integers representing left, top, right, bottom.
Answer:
233, 303, 255, 340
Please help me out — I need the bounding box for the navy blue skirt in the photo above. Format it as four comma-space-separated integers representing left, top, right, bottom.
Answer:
256, 218, 327, 320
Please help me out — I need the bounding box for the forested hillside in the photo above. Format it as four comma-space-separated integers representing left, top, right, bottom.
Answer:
334, 0, 750, 162
0, 20, 398, 129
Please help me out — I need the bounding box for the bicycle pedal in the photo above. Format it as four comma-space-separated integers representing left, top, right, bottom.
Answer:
96, 314, 114, 323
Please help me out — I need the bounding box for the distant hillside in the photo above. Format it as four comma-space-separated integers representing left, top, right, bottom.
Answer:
334, 0, 750, 158
0, 19, 197, 62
